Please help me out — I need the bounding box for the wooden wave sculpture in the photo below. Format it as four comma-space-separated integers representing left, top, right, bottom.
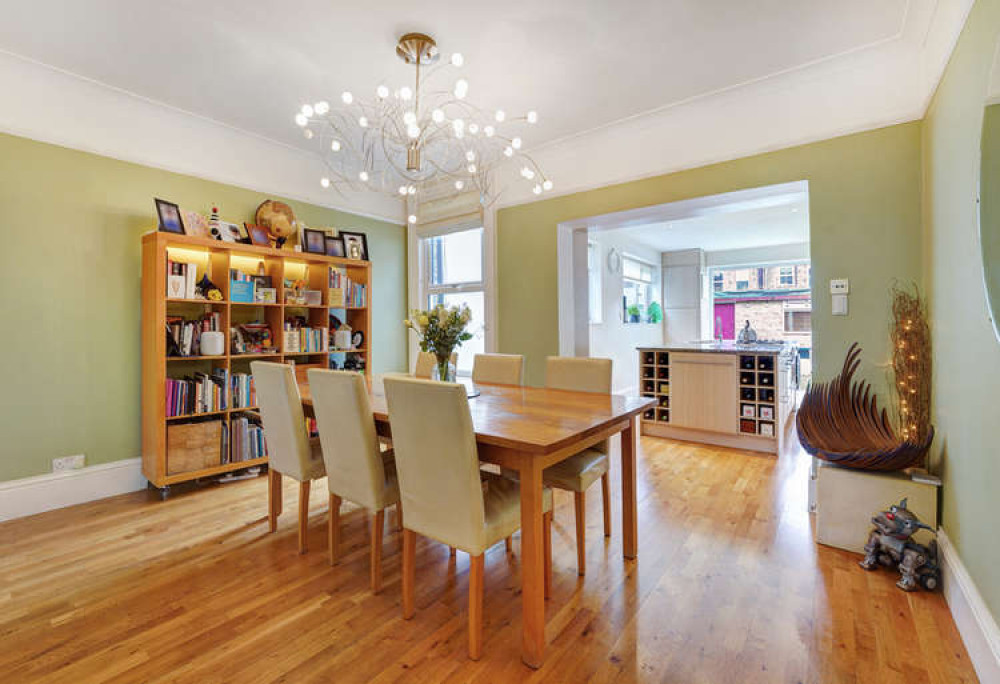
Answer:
796, 343, 932, 471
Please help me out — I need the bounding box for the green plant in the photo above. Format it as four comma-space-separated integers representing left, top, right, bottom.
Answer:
626, 305, 641, 321
404, 304, 473, 379
647, 301, 663, 323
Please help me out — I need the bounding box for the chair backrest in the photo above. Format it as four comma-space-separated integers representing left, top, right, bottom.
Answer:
383, 376, 486, 550
471, 353, 524, 386
545, 356, 613, 394
308, 369, 386, 510
251, 361, 311, 480
414, 350, 458, 378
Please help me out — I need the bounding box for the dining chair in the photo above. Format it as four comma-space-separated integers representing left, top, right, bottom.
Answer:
308, 369, 401, 593
471, 353, 524, 386
383, 376, 553, 660
252, 361, 327, 554
544, 356, 614, 576
414, 350, 458, 379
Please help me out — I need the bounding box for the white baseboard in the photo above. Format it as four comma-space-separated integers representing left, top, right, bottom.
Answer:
938, 528, 1000, 683
0, 458, 145, 522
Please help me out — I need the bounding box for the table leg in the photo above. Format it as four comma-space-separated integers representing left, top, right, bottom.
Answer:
518, 457, 546, 668
621, 417, 638, 560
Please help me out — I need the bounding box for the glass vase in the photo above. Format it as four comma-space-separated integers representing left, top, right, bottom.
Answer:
432, 356, 457, 382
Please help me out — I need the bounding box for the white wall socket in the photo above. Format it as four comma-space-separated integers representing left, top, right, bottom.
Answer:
52, 453, 85, 472
829, 278, 849, 295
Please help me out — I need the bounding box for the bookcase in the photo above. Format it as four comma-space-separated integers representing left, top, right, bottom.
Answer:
141, 231, 371, 497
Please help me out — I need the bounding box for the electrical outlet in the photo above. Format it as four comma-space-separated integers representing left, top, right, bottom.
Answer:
52, 454, 85, 472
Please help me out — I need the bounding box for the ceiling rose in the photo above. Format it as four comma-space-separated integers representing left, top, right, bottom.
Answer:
294, 33, 552, 221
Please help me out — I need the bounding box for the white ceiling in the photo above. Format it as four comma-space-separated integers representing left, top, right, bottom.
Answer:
0, 1, 973, 220
0, 0, 908, 150
593, 184, 809, 253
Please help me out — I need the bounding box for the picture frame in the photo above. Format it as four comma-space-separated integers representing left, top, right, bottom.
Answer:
325, 235, 346, 258
245, 223, 272, 247
303, 228, 327, 255
180, 209, 210, 238
218, 221, 244, 243
155, 198, 185, 234
339, 231, 369, 260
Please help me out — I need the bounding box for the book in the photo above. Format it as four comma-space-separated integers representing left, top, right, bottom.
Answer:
165, 368, 228, 417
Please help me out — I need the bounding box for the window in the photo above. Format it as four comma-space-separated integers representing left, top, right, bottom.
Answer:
622, 255, 657, 323
736, 280, 749, 290
784, 310, 812, 333
713, 273, 723, 292
421, 227, 485, 374
779, 266, 794, 286
588, 241, 602, 324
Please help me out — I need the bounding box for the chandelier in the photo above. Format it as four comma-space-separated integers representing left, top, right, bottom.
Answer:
294, 33, 552, 222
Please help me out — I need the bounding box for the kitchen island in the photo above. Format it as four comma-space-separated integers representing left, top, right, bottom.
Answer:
638, 342, 797, 453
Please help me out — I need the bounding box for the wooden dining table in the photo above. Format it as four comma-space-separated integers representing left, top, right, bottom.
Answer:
297, 376, 654, 668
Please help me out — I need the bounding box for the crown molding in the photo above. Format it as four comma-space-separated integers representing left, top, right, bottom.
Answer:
0, 48, 405, 225
495, 0, 974, 211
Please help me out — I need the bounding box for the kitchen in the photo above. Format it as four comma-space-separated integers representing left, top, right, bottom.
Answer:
560, 182, 810, 451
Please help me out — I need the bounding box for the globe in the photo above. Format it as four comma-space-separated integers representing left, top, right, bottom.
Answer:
255, 200, 297, 245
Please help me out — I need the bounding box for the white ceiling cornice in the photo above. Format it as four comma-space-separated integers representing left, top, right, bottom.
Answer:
496, 0, 975, 210
0, 1, 973, 221
0, 48, 405, 224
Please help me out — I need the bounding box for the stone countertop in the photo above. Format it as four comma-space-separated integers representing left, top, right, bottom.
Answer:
637, 341, 791, 355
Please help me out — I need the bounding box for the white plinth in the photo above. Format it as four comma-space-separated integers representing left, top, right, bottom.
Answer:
815, 461, 939, 553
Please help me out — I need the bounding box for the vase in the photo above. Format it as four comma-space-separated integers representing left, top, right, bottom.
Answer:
432, 357, 457, 382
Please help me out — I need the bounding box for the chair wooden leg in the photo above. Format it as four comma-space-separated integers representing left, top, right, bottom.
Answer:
396, 501, 404, 531
574, 490, 586, 576
402, 529, 416, 619
297, 480, 311, 555
371, 509, 385, 594
268, 469, 282, 533
543, 511, 553, 599
450, 546, 457, 557
328, 493, 341, 566
505, 536, 513, 553
469, 553, 484, 660
601, 473, 612, 538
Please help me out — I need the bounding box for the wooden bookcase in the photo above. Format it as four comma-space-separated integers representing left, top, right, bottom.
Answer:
141, 231, 371, 497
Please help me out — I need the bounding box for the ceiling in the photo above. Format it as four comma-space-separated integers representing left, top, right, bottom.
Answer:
0, 1, 972, 220
0, 0, 907, 152
593, 185, 809, 253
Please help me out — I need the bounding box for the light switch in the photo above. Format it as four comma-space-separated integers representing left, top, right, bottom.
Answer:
832, 293, 848, 316
830, 279, 849, 295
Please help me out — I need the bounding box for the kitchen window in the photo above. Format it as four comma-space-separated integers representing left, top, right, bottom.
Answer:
622, 255, 658, 323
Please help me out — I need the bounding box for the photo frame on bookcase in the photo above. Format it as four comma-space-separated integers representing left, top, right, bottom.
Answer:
339, 231, 369, 260
155, 198, 185, 234
325, 235, 345, 258
303, 229, 327, 255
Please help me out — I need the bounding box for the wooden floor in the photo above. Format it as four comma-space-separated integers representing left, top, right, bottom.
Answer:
0, 431, 977, 683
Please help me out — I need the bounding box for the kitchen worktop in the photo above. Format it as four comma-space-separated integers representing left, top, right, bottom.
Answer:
639, 341, 791, 354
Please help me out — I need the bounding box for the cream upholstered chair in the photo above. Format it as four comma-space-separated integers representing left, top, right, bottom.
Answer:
252, 361, 327, 554
471, 353, 524, 386
308, 369, 401, 593
383, 376, 553, 660
544, 356, 613, 576
414, 350, 458, 378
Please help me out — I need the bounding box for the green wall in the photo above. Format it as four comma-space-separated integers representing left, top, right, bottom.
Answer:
0, 132, 407, 482
923, 0, 1000, 619
497, 122, 924, 389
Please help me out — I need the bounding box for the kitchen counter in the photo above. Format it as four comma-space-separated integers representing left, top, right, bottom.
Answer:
651, 341, 790, 354
637, 345, 797, 454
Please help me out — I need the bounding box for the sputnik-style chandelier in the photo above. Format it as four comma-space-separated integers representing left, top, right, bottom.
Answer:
294, 33, 552, 221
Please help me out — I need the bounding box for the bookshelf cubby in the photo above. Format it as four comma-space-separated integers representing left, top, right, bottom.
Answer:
142, 232, 372, 497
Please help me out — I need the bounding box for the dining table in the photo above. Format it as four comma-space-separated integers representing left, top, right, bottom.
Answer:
296, 374, 655, 668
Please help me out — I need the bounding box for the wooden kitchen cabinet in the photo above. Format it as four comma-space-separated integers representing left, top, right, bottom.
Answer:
670, 352, 738, 434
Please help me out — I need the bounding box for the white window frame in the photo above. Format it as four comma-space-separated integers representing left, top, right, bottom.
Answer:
779, 266, 794, 286
621, 254, 658, 324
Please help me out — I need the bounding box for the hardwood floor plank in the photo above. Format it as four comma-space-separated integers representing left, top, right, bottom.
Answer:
0, 429, 978, 683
